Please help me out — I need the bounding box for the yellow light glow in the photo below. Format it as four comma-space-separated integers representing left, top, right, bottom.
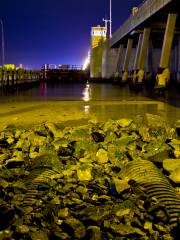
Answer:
82, 51, 90, 70
82, 82, 91, 102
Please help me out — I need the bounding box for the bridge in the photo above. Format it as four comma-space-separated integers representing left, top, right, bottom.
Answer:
90, 0, 180, 90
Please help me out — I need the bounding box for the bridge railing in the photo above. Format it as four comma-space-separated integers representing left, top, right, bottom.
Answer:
42, 64, 83, 71
110, 0, 172, 47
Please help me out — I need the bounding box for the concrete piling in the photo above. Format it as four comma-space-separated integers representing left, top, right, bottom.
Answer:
156, 13, 177, 88
122, 39, 133, 82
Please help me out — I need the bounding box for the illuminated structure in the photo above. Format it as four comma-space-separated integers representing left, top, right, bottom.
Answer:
91, 25, 107, 49
90, 25, 107, 78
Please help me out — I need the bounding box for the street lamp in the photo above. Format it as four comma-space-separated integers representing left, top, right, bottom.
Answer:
102, 0, 112, 39
0, 19, 5, 66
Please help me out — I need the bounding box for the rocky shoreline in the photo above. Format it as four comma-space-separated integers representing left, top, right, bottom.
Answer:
0, 113, 180, 239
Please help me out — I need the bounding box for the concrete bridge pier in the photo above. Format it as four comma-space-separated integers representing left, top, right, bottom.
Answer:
176, 37, 180, 83
156, 13, 177, 89
101, 41, 120, 79
114, 44, 124, 80
138, 28, 151, 84
146, 39, 153, 84
122, 38, 133, 82
132, 33, 143, 84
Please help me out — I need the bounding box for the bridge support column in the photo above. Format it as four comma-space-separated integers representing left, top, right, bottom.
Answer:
101, 41, 121, 79
146, 39, 153, 82
122, 39, 133, 82
114, 44, 124, 79
136, 28, 151, 85
177, 37, 180, 83
156, 13, 177, 89
132, 33, 143, 83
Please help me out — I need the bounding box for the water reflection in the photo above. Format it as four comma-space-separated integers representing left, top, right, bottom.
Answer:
83, 105, 90, 114
2, 82, 180, 124
82, 81, 91, 102
40, 81, 47, 97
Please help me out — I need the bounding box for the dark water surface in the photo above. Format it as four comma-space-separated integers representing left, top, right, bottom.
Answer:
1, 81, 180, 128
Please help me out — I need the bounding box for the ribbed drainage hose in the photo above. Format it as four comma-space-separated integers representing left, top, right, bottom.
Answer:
120, 160, 180, 227
23, 168, 59, 207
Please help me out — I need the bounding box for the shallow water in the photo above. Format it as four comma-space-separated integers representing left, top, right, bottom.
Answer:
1, 81, 180, 129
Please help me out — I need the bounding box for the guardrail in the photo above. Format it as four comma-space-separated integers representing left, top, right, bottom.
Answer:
110, 0, 173, 47
42, 64, 83, 71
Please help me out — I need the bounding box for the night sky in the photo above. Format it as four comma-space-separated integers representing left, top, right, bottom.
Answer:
0, 0, 142, 69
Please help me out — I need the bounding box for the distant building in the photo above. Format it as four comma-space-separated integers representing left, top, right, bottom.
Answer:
91, 25, 107, 49
3, 64, 15, 70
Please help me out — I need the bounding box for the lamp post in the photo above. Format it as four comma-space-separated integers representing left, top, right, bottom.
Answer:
110, 0, 112, 38
102, 0, 112, 39
0, 19, 5, 66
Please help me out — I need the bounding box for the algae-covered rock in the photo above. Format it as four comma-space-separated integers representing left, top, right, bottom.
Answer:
113, 178, 130, 194
110, 223, 145, 236
30, 230, 49, 240
96, 148, 108, 164
86, 226, 102, 240
163, 158, 180, 173
16, 225, 29, 234
63, 217, 86, 239
77, 166, 92, 181
117, 118, 133, 128
169, 167, 180, 183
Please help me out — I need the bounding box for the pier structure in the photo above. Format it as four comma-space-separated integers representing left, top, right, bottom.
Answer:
0, 67, 40, 88
90, 0, 180, 89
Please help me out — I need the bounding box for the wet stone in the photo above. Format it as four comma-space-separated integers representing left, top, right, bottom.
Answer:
86, 226, 102, 240
163, 158, 180, 173
0, 115, 179, 239
16, 225, 29, 234
169, 166, 180, 184
96, 148, 108, 164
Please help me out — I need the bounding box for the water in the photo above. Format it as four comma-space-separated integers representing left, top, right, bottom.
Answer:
1, 81, 180, 129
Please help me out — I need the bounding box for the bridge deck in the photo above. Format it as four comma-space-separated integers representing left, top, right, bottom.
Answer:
110, 0, 174, 47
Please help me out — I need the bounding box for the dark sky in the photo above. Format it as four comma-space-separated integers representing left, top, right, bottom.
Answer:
0, 0, 142, 69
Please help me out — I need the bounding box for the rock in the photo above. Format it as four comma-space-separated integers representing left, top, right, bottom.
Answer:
45, 122, 63, 139
86, 226, 102, 240
145, 113, 166, 128
143, 142, 171, 163
144, 221, 153, 231
110, 223, 146, 236
175, 119, 180, 137
115, 208, 131, 217
58, 208, 69, 219
0, 179, 9, 188
113, 178, 130, 194
77, 166, 92, 181
96, 149, 108, 164
169, 167, 180, 183
163, 159, 180, 173
50, 196, 61, 205
63, 217, 86, 239
16, 225, 29, 234
117, 118, 133, 128
30, 231, 49, 240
